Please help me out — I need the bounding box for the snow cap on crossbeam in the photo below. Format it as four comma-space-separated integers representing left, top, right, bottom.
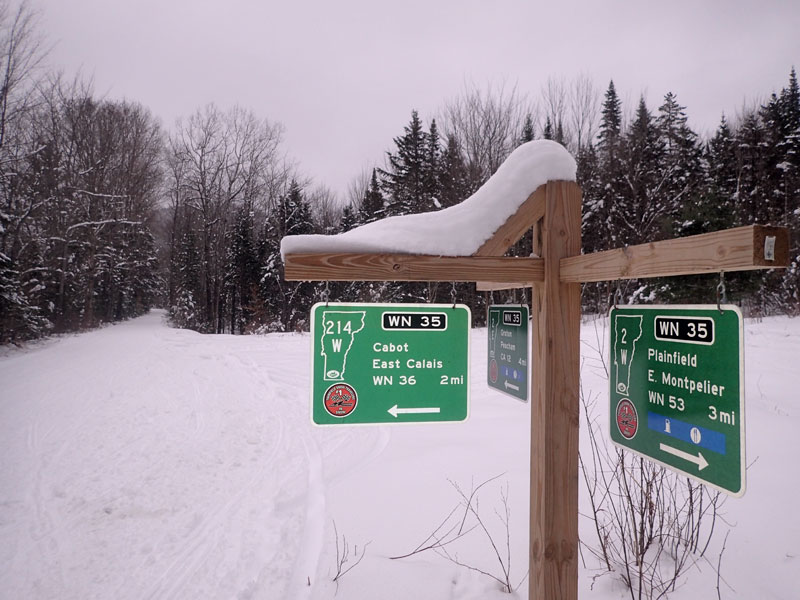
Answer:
280, 140, 576, 258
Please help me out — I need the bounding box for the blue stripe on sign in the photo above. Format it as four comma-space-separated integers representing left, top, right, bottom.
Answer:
647, 412, 726, 455
501, 365, 525, 382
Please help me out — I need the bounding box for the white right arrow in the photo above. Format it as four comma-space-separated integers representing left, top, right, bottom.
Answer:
659, 443, 709, 471
504, 380, 520, 391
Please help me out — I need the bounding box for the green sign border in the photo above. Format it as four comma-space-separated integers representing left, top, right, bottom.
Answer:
310, 302, 471, 426
487, 304, 529, 402
608, 304, 746, 497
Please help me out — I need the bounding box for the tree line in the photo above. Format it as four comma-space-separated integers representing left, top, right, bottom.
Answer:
1, 1, 797, 342
0, 3, 163, 342
580, 76, 799, 314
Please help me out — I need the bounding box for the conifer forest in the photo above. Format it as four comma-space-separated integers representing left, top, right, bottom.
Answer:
1, 3, 798, 343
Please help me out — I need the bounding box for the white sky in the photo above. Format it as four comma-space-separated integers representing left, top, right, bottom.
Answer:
34, 0, 799, 200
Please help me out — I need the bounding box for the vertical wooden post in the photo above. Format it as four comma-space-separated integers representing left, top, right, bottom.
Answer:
530, 181, 581, 600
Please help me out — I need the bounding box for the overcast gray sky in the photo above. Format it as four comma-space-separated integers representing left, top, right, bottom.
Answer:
35, 0, 799, 200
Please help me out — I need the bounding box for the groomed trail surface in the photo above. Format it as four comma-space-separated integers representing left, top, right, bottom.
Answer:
0, 311, 387, 600
1, 311, 798, 600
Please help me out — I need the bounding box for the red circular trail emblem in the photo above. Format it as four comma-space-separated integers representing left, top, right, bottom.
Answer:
616, 398, 638, 439
323, 383, 358, 418
489, 359, 499, 383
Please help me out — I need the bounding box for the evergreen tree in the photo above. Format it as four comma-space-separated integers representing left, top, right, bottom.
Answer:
692, 115, 738, 235
358, 169, 385, 224
379, 110, 429, 216
438, 134, 471, 208
226, 208, 261, 333
339, 204, 358, 232
585, 81, 625, 256
576, 142, 606, 311
657, 92, 703, 237
778, 68, 800, 188
115, 225, 161, 320
171, 230, 203, 331
616, 96, 666, 246
519, 114, 535, 145
0, 251, 50, 343
778, 68, 800, 311
543, 117, 553, 140
424, 119, 443, 209
734, 110, 770, 226
280, 180, 314, 238
598, 80, 623, 153
555, 119, 565, 145
259, 181, 316, 331
759, 69, 800, 311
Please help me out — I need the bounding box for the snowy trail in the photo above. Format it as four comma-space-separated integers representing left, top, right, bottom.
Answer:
2, 311, 799, 600
0, 311, 384, 600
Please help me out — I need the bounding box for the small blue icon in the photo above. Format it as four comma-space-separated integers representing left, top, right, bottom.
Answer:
648, 412, 726, 455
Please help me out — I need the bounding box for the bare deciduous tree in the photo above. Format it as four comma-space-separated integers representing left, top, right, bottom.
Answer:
167, 104, 289, 332
541, 74, 569, 144
440, 81, 535, 191
345, 166, 371, 212
569, 73, 600, 152
307, 183, 340, 233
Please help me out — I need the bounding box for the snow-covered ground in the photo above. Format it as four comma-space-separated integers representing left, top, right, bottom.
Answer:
1, 310, 797, 599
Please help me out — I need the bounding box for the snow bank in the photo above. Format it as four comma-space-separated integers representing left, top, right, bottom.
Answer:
280, 140, 576, 258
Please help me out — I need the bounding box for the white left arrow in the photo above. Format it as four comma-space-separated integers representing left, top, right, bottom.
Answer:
659, 443, 709, 471
388, 405, 441, 418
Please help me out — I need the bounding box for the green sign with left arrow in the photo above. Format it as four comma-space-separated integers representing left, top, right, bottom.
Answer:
310, 302, 470, 425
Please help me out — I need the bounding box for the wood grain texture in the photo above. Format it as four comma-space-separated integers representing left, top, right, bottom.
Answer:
560, 225, 789, 283
283, 253, 544, 282
475, 281, 531, 291
530, 181, 581, 600
475, 184, 547, 256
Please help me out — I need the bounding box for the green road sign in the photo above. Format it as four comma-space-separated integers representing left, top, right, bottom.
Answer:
609, 305, 745, 496
487, 305, 529, 401
310, 302, 470, 425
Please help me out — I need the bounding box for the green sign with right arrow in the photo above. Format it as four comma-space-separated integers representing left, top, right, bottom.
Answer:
609, 305, 745, 497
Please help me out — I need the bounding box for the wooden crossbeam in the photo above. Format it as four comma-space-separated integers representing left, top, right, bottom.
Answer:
478, 225, 789, 289
476, 281, 530, 291
283, 253, 544, 283
560, 225, 789, 283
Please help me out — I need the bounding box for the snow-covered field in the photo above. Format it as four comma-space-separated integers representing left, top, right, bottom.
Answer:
1, 310, 798, 599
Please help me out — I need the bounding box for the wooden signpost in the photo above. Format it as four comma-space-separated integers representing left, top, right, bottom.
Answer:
283, 178, 789, 600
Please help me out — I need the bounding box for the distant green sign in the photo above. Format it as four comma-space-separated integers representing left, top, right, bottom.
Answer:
609, 305, 745, 497
487, 305, 529, 401
310, 303, 470, 425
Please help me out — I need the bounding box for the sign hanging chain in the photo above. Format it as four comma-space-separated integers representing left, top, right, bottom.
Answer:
717, 271, 727, 313
321, 280, 330, 306
450, 282, 457, 308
